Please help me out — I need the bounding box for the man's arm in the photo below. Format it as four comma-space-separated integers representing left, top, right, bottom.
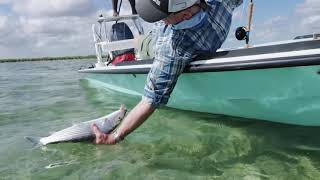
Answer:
116, 99, 155, 139
91, 99, 155, 144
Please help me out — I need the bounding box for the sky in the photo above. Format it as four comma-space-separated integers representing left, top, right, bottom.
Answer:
0, 0, 319, 58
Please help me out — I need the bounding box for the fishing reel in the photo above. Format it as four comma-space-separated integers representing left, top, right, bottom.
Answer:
235, 26, 251, 47
235, 0, 254, 48
235, 26, 248, 41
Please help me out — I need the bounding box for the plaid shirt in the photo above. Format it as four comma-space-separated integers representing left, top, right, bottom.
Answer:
143, 0, 243, 107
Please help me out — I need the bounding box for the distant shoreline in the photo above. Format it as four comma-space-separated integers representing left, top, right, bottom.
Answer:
0, 55, 97, 63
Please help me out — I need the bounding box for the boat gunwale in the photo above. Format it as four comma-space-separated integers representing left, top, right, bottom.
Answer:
79, 39, 320, 74
79, 54, 320, 74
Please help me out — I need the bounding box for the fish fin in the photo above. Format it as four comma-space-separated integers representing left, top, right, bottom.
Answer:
71, 122, 82, 127
24, 136, 43, 147
72, 120, 81, 126
120, 104, 126, 112
119, 104, 127, 117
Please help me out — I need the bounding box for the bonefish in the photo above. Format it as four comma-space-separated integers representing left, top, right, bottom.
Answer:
25, 106, 126, 146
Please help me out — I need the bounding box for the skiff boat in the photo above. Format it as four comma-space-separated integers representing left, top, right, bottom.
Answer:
79, 6, 320, 126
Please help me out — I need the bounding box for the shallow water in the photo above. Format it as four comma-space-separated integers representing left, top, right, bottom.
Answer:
1, 60, 320, 180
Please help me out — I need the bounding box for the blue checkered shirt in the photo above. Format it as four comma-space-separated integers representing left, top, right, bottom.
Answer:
143, 0, 243, 107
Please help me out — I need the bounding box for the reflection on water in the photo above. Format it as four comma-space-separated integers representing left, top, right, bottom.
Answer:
0, 60, 320, 179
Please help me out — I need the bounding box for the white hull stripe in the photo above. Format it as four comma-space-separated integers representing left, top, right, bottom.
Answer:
192, 48, 320, 65
92, 48, 320, 71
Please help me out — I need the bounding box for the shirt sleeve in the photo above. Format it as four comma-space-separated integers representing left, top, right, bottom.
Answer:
205, 0, 243, 10
232, 0, 243, 8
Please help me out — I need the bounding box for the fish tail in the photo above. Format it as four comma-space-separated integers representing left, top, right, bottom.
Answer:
24, 136, 43, 147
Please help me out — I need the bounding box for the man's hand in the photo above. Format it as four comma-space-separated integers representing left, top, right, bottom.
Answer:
91, 124, 116, 145
90, 100, 155, 145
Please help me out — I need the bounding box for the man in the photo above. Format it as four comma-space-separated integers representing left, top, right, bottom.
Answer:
91, 0, 243, 144
112, 0, 137, 16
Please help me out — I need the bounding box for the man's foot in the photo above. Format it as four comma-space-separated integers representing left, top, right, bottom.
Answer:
91, 124, 107, 144
113, 12, 119, 17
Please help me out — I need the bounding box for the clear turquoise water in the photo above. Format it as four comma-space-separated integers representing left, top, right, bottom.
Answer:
1, 60, 320, 180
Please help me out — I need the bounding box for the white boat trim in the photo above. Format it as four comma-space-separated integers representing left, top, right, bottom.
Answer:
192, 48, 320, 65
98, 14, 139, 23
229, 38, 319, 51
98, 38, 140, 52
94, 64, 152, 70
87, 48, 320, 71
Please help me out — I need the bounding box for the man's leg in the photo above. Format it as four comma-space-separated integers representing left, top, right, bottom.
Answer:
112, 0, 119, 16
128, 0, 137, 14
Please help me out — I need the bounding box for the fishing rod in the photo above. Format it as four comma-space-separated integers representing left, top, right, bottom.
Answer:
117, 0, 123, 15
235, 0, 254, 48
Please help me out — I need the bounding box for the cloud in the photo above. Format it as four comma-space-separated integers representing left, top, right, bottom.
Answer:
0, 0, 108, 58
252, 16, 293, 43
0, 15, 38, 49
20, 17, 77, 36
0, 15, 96, 58
248, 0, 320, 45
0, 0, 154, 58
262, 16, 288, 27
0, 16, 8, 30
12, 0, 96, 17
0, 0, 11, 5
296, 0, 320, 15
296, 0, 320, 31
301, 15, 320, 29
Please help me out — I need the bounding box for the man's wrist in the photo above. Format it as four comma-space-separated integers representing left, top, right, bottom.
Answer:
112, 129, 124, 143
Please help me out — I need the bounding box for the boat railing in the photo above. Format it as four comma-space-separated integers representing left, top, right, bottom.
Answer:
92, 14, 145, 67
294, 33, 320, 40
314, 33, 320, 39
97, 14, 140, 23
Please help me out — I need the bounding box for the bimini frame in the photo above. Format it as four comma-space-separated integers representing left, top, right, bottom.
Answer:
92, 14, 145, 67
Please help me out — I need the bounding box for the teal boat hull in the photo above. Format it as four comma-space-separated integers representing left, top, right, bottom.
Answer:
85, 65, 320, 126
